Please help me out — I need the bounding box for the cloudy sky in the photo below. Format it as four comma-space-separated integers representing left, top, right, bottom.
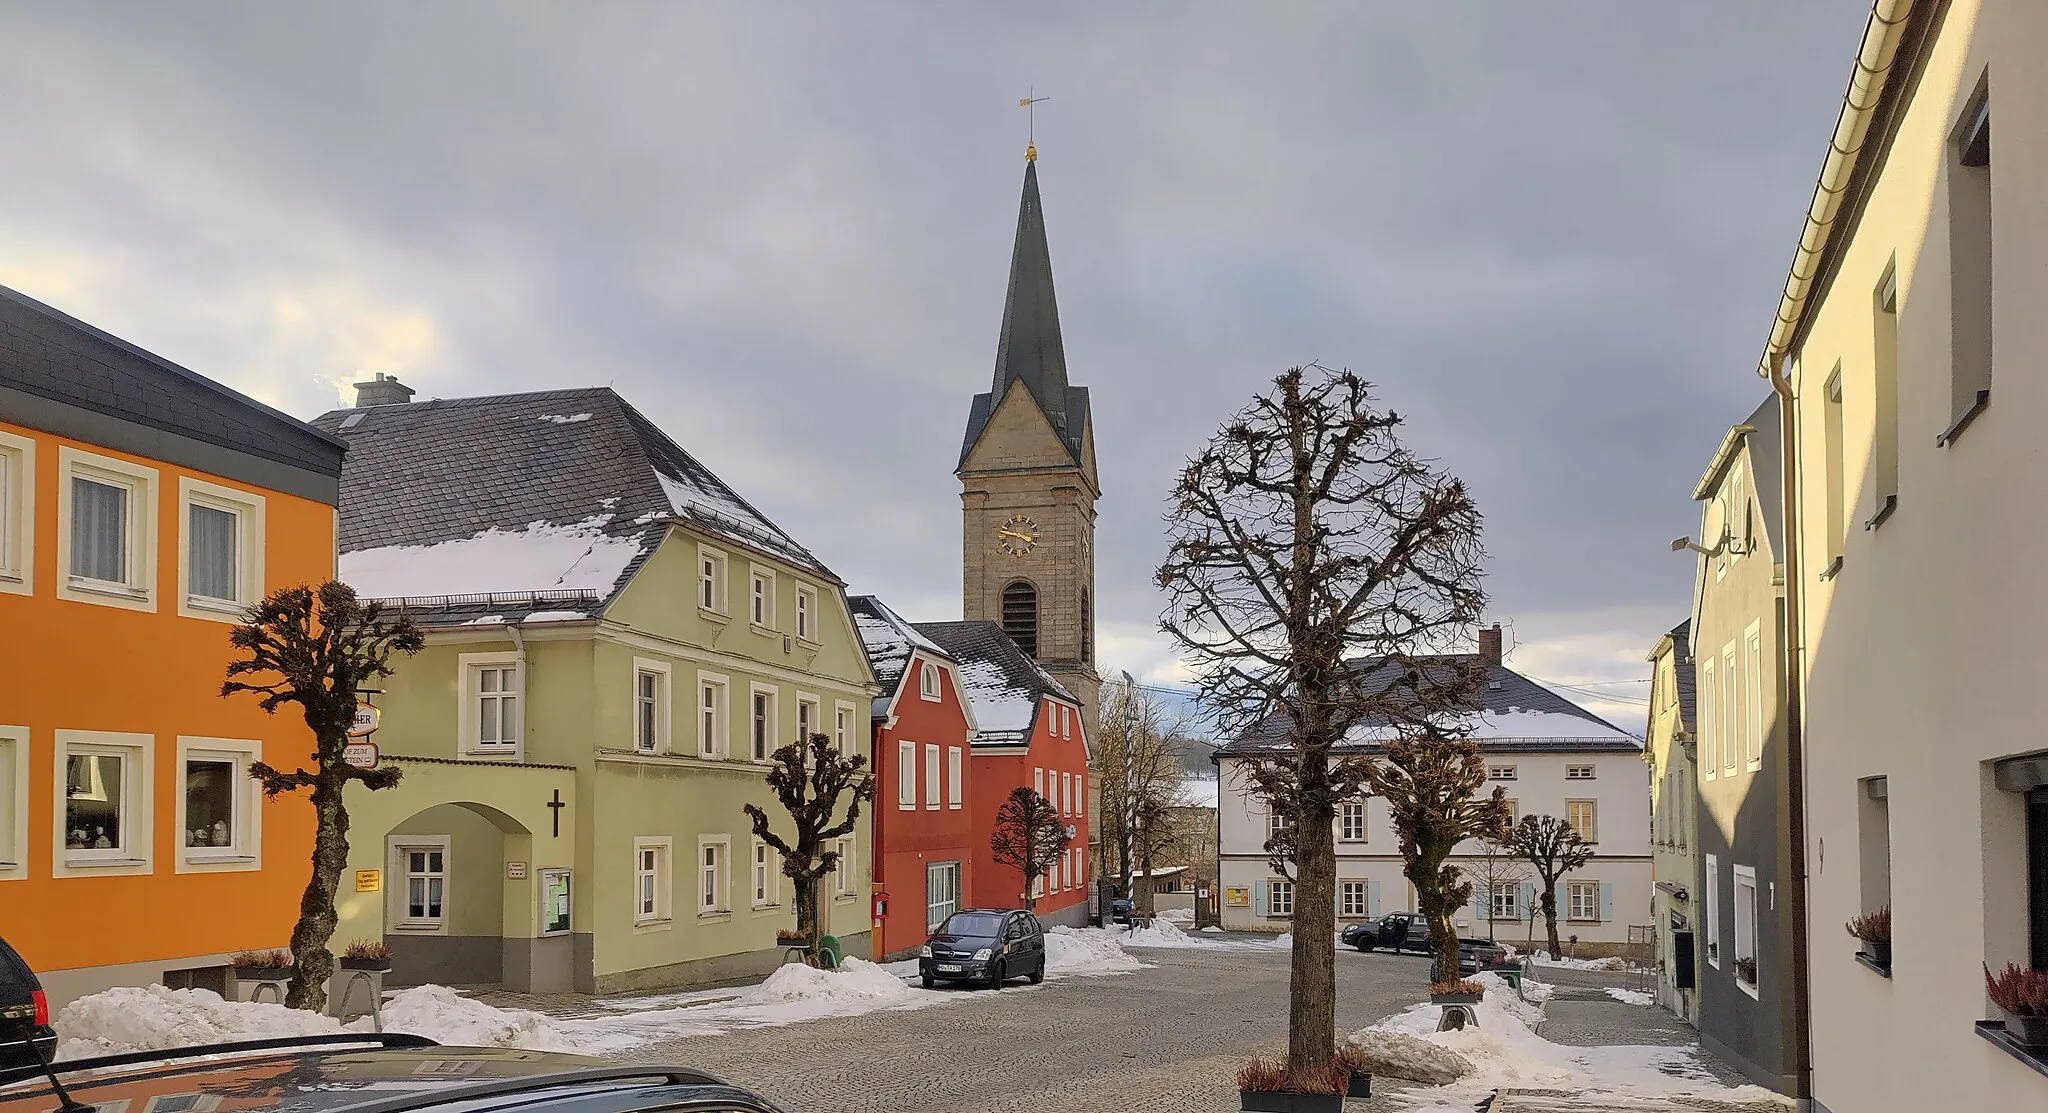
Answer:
0, 2, 1870, 727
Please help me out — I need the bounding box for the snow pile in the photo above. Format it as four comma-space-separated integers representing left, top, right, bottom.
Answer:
1199, 926, 1225, 934
365, 986, 623, 1055
1160, 907, 1194, 924
1120, 918, 1217, 949
1045, 928, 1145, 975
1605, 986, 1655, 1007
1528, 951, 1639, 972
1268, 932, 1294, 949
753, 957, 922, 1005
1342, 1027, 1474, 1085
340, 515, 645, 599
1477, 709, 1633, 741
55, 986, 342, 1059
1356, 973, 1783, 1111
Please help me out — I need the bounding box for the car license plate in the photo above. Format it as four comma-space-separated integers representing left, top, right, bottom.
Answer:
938, 964, 961, 973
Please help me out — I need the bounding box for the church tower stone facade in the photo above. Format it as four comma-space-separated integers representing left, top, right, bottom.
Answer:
957, 154, 1101, 740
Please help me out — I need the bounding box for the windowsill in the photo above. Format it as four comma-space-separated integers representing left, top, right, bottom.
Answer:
633, 918, 673, 934
699, 607, 730, 623
919, 694, 943, 703
796, 637, 822, 650
1975, 1020, 2048, 1080
1937, 389, 1991, 447
750, 623, 779, 638
391, 923, 445, 934
751, 902, 780, 911
948, 803, 962, 810
1736, 978, 1760, 999
63, 856, 148, 869
462, 748, 525, 762
68, 576, 148, 599
1862, 494, 1898, 531
697, 910, 732, 921
1566, 919, 1600, 925
1819, 554, 1845, 582
898, 804, 915, 811
1854, 951, 1893, 978
183, 853, 256, 863
833, 894, 858, 902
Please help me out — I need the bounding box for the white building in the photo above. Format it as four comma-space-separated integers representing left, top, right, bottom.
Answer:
1216, 628, 1650, 948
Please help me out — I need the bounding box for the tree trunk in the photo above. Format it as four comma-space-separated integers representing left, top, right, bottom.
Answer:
1286, 796, 1337, 1076
795, 873, 821, 961
1541, 882, 1562, 958
1137, 839, 1156, 917
1417, 880, 1460, 985
286, 772, 350, 1011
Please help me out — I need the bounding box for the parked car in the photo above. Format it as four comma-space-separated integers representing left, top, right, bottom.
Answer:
0, 933, 55, 1075
1340, 913, 1516, 975
1108, 897, 1135, 926
0, 1032, 783, 1113
919, 908, 1046, 988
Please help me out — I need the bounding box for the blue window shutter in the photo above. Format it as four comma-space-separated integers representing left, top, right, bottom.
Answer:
1254, 880, 1268, 918
1599, 883, 1614, 922
1472, 884, 1489, 922
1368, 878, 1380, 917
1520, 882, 1535, 919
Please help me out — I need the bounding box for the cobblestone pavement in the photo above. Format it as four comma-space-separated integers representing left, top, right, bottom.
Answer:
620, 944, 1454, 1113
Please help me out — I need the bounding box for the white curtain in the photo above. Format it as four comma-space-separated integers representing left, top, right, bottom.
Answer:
70, 477, 126, 582
188, 503, 237, 600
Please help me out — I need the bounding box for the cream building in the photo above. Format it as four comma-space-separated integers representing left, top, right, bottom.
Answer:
1644, 622, 1699, 1024
1744, 0, 2048, 1104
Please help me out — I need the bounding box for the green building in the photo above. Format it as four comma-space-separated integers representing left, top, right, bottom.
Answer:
315, 379, 876, 993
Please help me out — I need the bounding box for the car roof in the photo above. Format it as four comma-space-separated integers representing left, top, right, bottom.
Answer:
0, 1039, 773, 1113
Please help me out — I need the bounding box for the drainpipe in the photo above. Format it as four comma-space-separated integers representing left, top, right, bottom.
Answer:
508, 620, 529, 727
1755, 4, 1913, 1105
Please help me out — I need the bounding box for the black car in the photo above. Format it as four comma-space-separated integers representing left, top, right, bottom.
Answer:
1340, 913, 1515, 975
0, 934, 55, 1075
919, 908, 1046, 988
0, 1033, 783, 1113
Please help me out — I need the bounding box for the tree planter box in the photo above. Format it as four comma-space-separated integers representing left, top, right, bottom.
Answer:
328, 966, 387, 1021
1429, 992, 1483, 1006
1345, 1072, 1371, 1099
337, 957, 393, 973
775, 937, 813, 951
232, 968, 292, 1003
1238, 1090, 1343, 1113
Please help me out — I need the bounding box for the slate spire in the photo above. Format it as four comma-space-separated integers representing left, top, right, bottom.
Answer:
990, 158, 1071, 436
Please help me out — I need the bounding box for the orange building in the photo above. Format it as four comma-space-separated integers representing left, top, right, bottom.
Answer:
0, 286, 347, 1007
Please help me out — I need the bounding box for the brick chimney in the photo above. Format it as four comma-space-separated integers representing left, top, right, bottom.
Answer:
352, 373, 415, 408
1477, 624, 1503, 663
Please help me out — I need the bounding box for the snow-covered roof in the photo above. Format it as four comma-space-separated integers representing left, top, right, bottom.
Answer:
848, 595, 951, 713
314, 387, 834, 625
1218, 654, 1640, 757
914, 620, 1076, 748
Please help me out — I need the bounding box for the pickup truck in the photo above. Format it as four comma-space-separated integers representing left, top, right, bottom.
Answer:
1340, 913, 1514, 975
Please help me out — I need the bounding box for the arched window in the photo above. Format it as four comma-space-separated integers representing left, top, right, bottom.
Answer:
1080, 588, 1092, 663
1002, 580, 1038, 658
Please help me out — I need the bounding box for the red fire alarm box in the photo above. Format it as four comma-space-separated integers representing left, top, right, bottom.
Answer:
873, 892, 889, 921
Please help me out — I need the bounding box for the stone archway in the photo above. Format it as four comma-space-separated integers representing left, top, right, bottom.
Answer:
382, 801, 534, 988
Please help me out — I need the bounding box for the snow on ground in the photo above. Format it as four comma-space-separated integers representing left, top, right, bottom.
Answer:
55, 985, 343, 1060
1527, 952, 1644, 972
1604, 986, 1655, 1007
1045, 928, 1147, 974
1354, 973, 1783, 1112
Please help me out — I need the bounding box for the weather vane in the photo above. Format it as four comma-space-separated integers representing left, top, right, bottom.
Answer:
1019, 87, 1049, 162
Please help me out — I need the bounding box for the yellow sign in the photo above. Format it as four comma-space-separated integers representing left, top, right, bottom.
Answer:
355, 869, 382, 893
1225, 886, 1250, 908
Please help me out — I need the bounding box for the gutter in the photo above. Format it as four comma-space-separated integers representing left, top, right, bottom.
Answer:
1752, 3, 1915, 1105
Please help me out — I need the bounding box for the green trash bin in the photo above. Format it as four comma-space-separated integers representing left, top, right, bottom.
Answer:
817, 935, 842, 969
1498, 967, 1523, 989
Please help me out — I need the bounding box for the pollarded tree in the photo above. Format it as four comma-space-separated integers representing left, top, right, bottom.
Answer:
1371, 729, 1513, 983
1096, 672, 1195, 912
222, 581, 424, 1011
743, 732, 875, 963
1508, 814, 1595, 959
1158, 365, 1486, 1080
1469, 837, 1531, 944
990, 787, 1071, 910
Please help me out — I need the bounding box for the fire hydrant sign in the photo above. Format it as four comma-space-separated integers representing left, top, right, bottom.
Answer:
343, 742, 379, 770
348, 703, 380, 737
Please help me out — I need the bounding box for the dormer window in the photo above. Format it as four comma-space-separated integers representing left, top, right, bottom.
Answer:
920, 662, 942, 701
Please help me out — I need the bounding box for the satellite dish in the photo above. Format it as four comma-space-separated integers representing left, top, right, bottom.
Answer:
1703, 497, 1727, 549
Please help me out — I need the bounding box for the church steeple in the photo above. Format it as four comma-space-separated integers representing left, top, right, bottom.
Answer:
992, 159, 1071, 437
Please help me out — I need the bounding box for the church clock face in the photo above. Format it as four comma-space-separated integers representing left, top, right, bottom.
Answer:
996, 514, 1040, 558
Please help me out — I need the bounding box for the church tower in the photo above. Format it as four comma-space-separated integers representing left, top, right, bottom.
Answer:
958, 148, 1101, 739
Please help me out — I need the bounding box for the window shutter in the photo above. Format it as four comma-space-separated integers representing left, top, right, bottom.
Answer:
1598, 883, 1614, 923
1520, 883, 1535, 920
1472, 884, 1489, 922
1367, 879, 1380, 917
1254, 880, 1268, 919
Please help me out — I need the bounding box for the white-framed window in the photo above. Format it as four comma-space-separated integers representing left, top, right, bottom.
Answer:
1704, 854, 1722, 967
0, 431, 36, 595
1567, 880, 1599, 921
796, 694, 819, 749
947, 746, 963, 808
1034, 767, 1045, 798
925, 743, 941, 810
460, 652, 522, 755
751, 838, 775, 907
1339, 801, 1366, 842
1733, 864, 1759, 993
1488, 765, 1517, 781
1052, 853, 1063, 891
53, 729, 153, 875
1340, 880, 1368, 918
1567, 799, 1597, 843
1060, 771, 1071, 815
1269, 879, 1294, 916
795, 583, 818, 642
175, 737, 262, 873
833, 837, 858, 897
1565, 764, 1596, 781
920, 661, 942, 701
634, 837, 673, 925
898, 739, 917, 808
1492, 885, 1521, 921
698, 545, 728, 614
633, 659, 670, 754
1503, 797, 1520, 826
1744, 622, 1764, 772
1267, 805, 1292, 842
698, 673, 729, 758
926, 860, 960, 930
749, 684, 778, 761
749, 566, 775, 628
1062, 704, 1073, 738
697, 837, 728, 914
176, 477, 265, 621
395, 839, 450, 930
1701, 656, 1718, 778
834, 702, 856, 755
1722, 641, 1739, 775
0, 725, 29, 879
56, 446, 158, 611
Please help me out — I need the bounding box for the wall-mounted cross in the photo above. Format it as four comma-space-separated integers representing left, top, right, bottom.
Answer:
546, 789, 566, 838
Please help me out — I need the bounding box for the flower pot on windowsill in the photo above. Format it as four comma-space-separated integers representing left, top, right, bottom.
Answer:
1238, 1089, 1343, 1113
1860, 939, 1891, 968
2003, 1013, 2048, 1048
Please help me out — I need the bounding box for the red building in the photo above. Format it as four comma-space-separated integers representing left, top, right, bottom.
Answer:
850, 596, 979, 959
916, 621, 1092, 928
